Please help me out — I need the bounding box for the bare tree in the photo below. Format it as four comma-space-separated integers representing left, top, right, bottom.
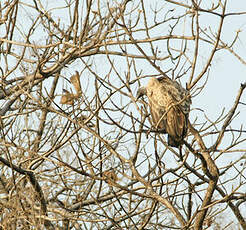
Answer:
0, 0, 246, 229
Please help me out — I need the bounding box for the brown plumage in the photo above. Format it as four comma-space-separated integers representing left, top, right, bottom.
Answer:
136, 76, 191, 147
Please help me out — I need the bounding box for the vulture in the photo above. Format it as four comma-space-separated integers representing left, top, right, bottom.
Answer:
136, 76, 191, 147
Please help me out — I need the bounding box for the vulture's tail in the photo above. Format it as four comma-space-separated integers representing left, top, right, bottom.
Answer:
166, 106, 188, 148
168, 135, 182, 148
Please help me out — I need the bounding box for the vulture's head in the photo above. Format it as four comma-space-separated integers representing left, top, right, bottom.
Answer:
136, 86, 147, 100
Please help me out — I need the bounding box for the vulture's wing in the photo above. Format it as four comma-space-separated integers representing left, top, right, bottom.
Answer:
148, 99, 166, 132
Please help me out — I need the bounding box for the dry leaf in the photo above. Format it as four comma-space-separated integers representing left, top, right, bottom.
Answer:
103, 170, 118, 185
60, 71, 82, 105
60, 89, 75, 105
70, 71, 81, 97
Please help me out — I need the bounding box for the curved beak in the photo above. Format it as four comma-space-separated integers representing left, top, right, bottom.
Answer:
136, 87, 147, 100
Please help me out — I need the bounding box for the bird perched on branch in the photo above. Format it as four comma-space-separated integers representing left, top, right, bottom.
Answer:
136, 76, 191, 148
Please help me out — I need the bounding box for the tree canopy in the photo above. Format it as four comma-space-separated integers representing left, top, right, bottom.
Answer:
0, 0, 246, 229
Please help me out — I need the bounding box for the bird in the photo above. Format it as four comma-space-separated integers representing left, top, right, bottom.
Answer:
136, 76, 191, 148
